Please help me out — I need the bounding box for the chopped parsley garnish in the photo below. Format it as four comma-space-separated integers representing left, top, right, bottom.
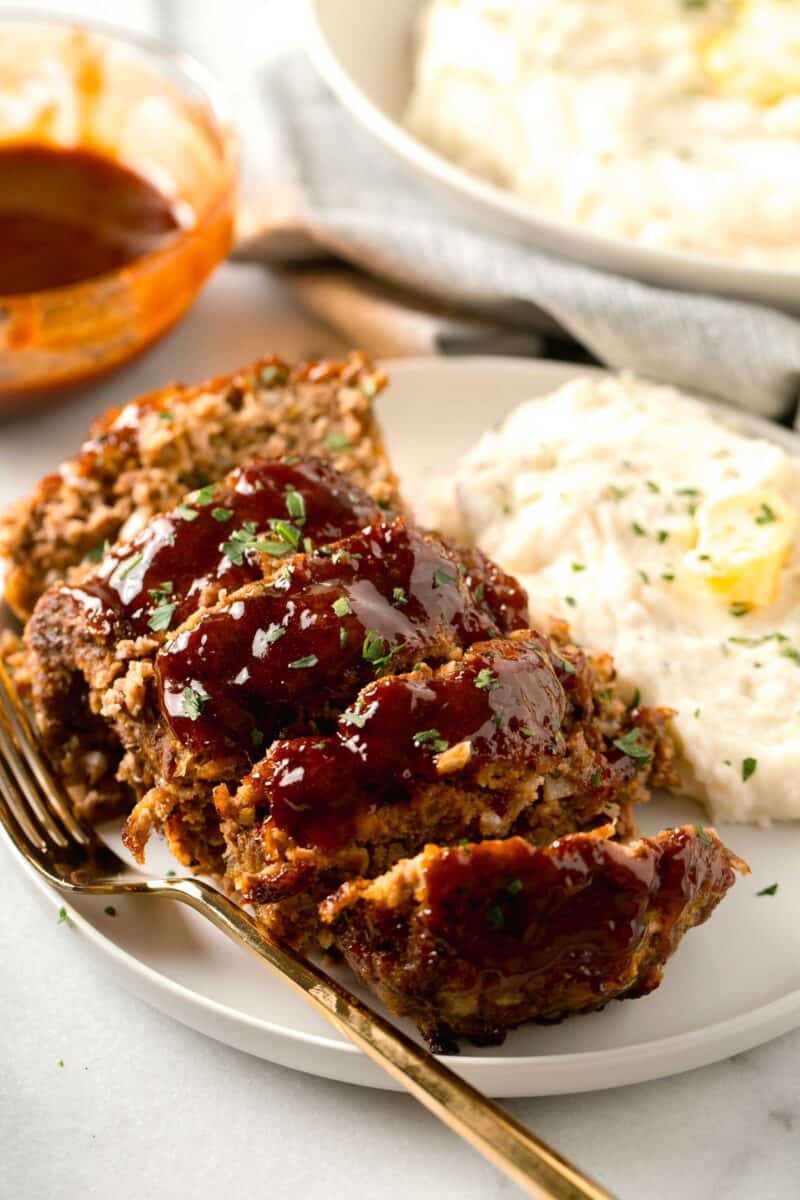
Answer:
104, 906, 116, 917
742, 757, 757, 782
221, 522, 260, 565
118, 553, 144, 580
58, 906, 69, 924
507, 878, 524, 896
590, 770, 602, 787
332, 596, 352, 618
177, 503, 199, 522
606, 485, 628, 500
488, 904, 505, 931
149, 581, 173, 603
148, 600, 177, 633
193, 484, 218, 507
661, 572, 675, 582
781, 646, 800, 666
84, 540, 110, 564
158, 410, 174, 421
325, 431, 351, 452
599, 688, 613, 703
260, 363, 288, 387
182, 686, 208, 720
289, 655, 318, 670
57, 1059, 64, 1067
612, 729, 653, 764
675, 487, 700, 497
757, 883, 779, 897
165, 870, 176, 878
413, 729, 449, 753
339, 627, 349, 648
303, 537, 314, 555
695, 825, 711, 845
521, 725, 535, 736
565, 595, 576, 607
312, 741, 326, 750
269, 518, 301, 548
646, 480, 660, 493
571, 562, 586, 572
475, 668, 500, 691
252, 624, 285, 655
362, 629, 388, 663
638, 570, 650, 586
251, 729, 265, 750
631, 522, 646, 537
627, 688, 641, 711
730, 603, 751, 618
559, 657, 576, 676
211, 506, 234, 523
361, 376, 379, 398
285, 489, 306, 523
657, 530, 669, 543
755, 503, 777, 525
342, 710, 368, 729
393, 587, 408, 606
432, 569, 456, 589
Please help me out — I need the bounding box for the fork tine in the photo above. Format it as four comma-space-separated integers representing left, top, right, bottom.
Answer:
0, 737, 49, 855
0, 709, 70, 849
0, 660, 91, 846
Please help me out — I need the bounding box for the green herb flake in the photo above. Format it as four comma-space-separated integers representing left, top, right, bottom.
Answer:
104, 906, 116, 917
158, 410, 174, 421
488, 904, 505, 931
571, 562, 586, 573
675, 487, 700, 497
57, 1059, 64, 1067
565, 595, 577, 607
118, 553, 144, 580
657, 530, 669, 544
781, 646, 800, 666
182, 686, 208, 720
58, 906, 69, 925
638, 570, 650, 586
730, 603, 751, 618
260, 363, 288, 387
646, 480, 661, 493
339, 627, 349, 648
590, 770, 602, 787
475, 668, 500, 691
559, 657, 576, 676
332, 596, 352, 618
506, 878, 524, 896
325, 431, 351, 453
148, 601, 177, 633
661, 572, 675, 582
211, 506, 234, 523
251, 729, 265, 750
631, 522, 646, 537
757, 883, 779, 897
289, 655, 319, 670
362, 629, 388, 663
285, 489, 306, 523
521, 725, 535, 736
627, 688, 641, 711
695, 825, 711, 845
342, 710, 368, 729
177, 503, 199, 522
193, 484, 218, 507
612, 729, 653, 764
432, 569, 456, 589
84, 540, 110, 564
393, 586, 408, 606
412, 728, 449, 753
165, 870, 176, 878
742, 757, 757, 782
755, 503, 777, 526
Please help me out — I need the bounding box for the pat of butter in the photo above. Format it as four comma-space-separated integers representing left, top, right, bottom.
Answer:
701, 0, 800, 106
684, 487, 797, 608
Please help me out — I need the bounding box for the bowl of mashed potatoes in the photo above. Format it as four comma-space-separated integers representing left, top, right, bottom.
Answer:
307, 0, 800, 310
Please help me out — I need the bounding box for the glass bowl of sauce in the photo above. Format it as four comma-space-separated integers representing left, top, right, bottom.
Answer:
0, 15, 236, 402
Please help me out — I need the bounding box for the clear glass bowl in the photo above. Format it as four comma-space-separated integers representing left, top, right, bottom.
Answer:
0, 15, 237, 403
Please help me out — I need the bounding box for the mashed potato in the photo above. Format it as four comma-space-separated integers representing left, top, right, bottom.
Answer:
425, 374, 800, 823
406, 0, 800, 265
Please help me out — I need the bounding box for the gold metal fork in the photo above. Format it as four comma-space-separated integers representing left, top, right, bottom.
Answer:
0, 658, 615, 1200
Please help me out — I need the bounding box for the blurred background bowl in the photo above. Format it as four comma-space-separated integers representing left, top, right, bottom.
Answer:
0, 13, 237, 404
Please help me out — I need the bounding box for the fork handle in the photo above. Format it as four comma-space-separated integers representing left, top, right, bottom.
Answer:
166, 877, 615, 1200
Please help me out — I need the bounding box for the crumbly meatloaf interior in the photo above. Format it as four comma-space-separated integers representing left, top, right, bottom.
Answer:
321, 827, 747, 1050
1, 352, 398, 619
217, 627, 677, 949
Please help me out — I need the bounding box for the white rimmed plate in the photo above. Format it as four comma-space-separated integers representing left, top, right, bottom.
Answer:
305, 0, 800, 314
5, 356, 800, 1096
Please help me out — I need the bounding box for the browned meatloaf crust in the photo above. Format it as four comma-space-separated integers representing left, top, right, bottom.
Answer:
1, 352, 398, 619
321, 827, 746, 1050
217, 627, 678, 949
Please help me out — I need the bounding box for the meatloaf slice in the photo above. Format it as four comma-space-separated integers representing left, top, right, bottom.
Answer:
1, 351, 398, 619
25, 456, 388, 833
217, 629, 677, 950
321, 826, 747, 1050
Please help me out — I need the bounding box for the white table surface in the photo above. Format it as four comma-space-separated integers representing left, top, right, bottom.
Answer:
1, 4, 800, 1198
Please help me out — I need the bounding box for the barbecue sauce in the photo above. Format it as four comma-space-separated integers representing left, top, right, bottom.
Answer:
0, 144, 182, 294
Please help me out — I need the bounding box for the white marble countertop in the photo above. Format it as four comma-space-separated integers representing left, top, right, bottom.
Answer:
1, 3, 799, 1197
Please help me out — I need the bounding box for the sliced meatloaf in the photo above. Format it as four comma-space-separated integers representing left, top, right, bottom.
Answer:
321, 826, 747, 1049
217, 627, 678, 949
2, 352, 397, 619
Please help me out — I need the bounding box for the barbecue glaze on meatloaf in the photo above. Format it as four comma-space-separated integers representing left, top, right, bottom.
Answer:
217, 627, 677, 949
1, 352, 397, 619
321, 826, 746, 1050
